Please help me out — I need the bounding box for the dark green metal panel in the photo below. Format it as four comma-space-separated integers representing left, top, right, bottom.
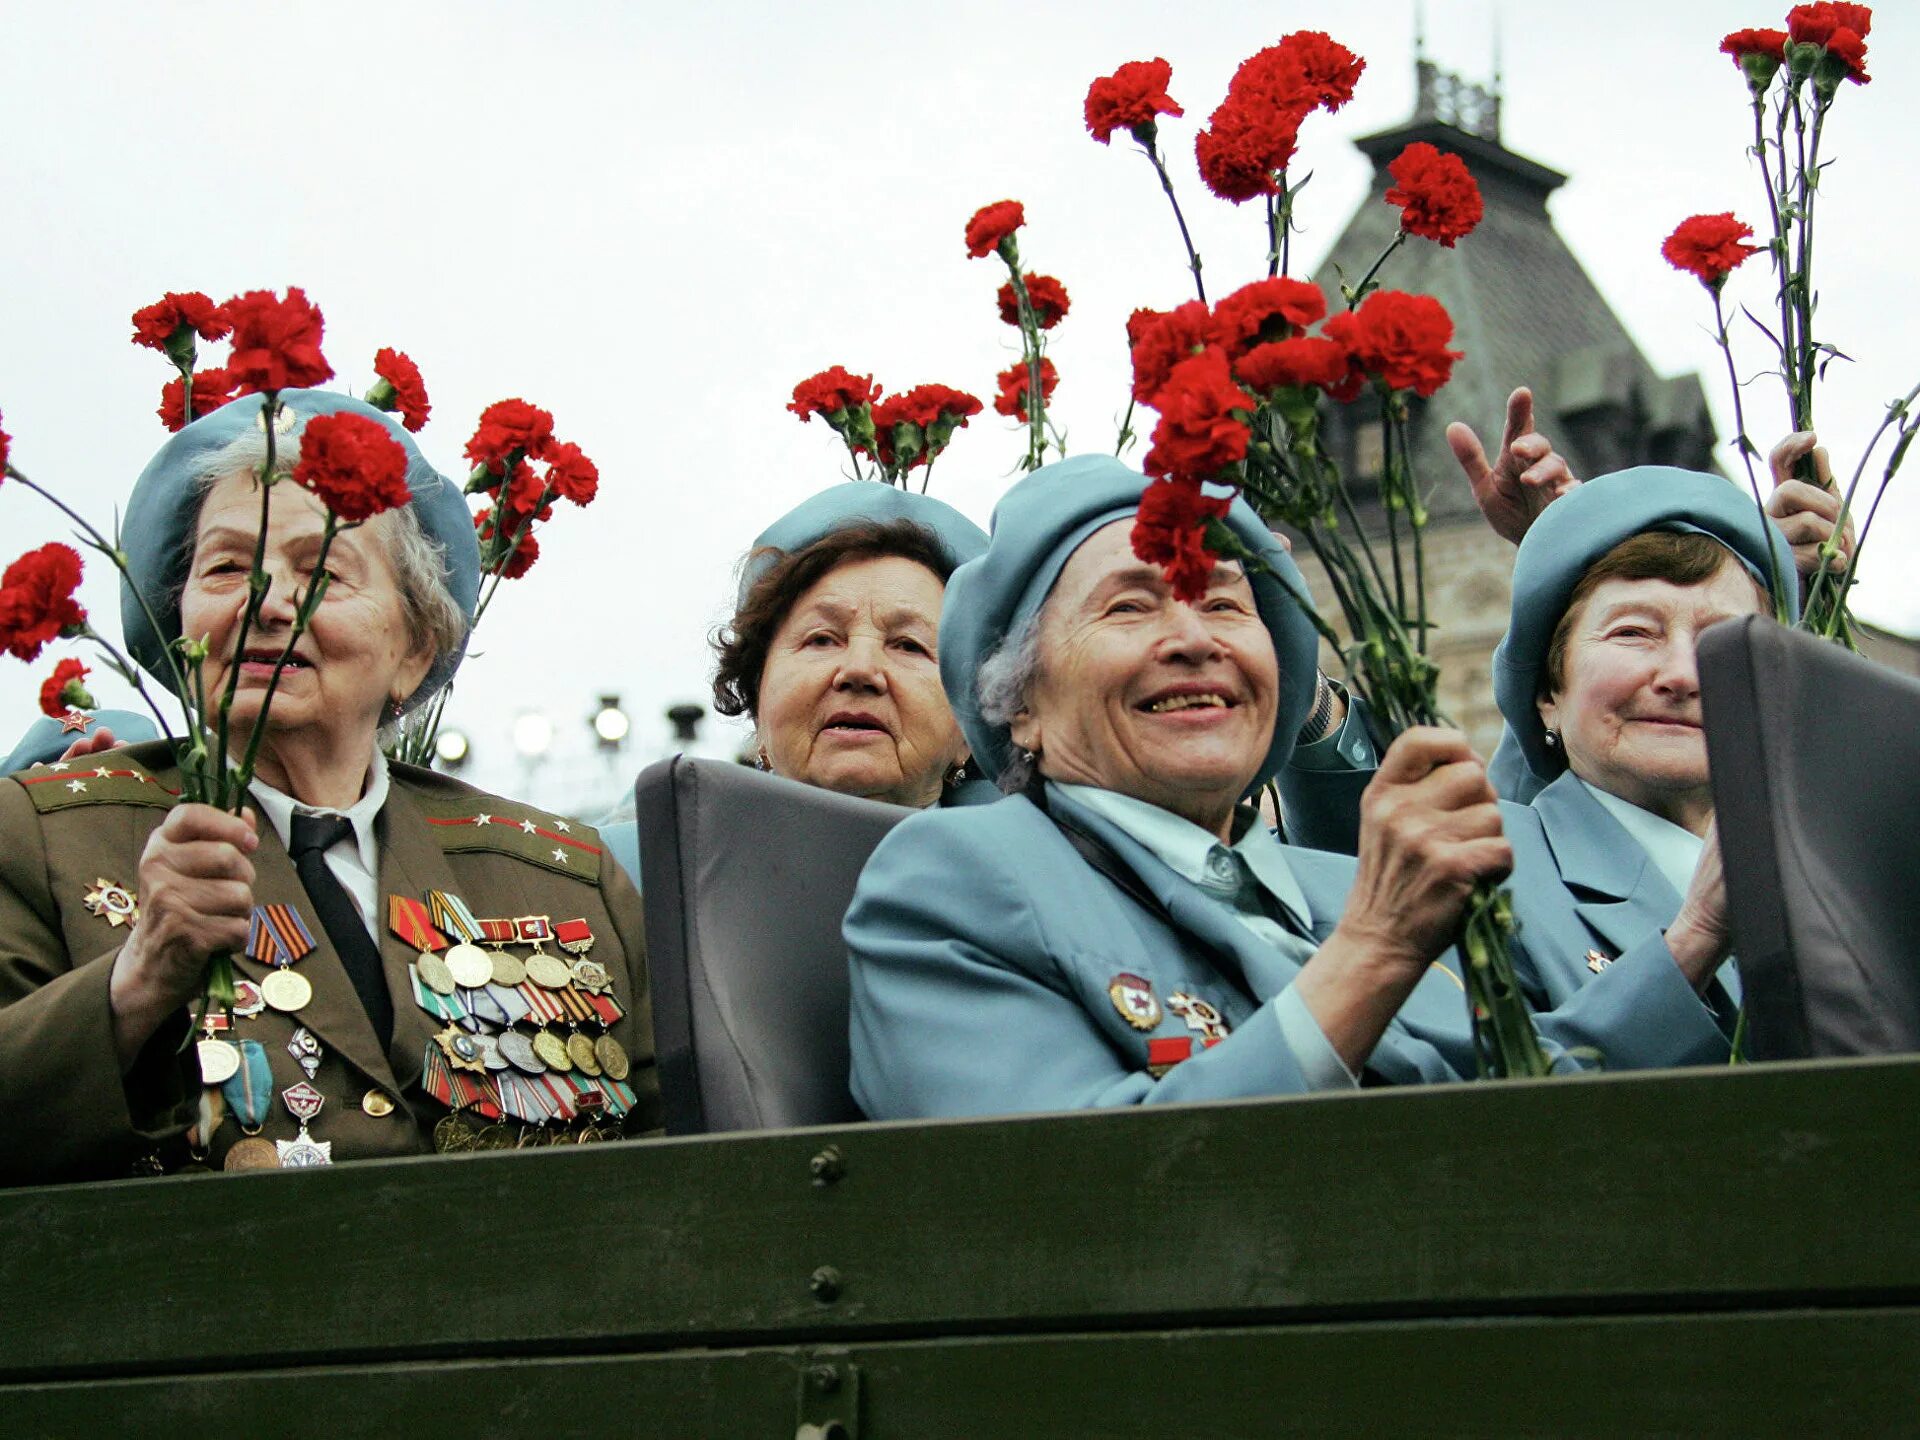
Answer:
2, 1057, 1917, 1385
4, 1311, 1914, 1437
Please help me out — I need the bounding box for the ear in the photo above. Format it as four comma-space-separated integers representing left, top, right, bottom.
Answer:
393, 639, 435, 707
1008, 709, 1041, 755
1536, 690, 1560, 737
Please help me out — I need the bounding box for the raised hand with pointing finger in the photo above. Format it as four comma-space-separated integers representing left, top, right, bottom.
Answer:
1446, 387, 1581, 544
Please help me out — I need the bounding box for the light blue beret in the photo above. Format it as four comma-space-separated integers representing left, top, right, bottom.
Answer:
737, 483, 989, 609
1, 708, 161, 776
1493, 466, 1801, 784
119, 389, 479, 713
940, 454, 1321, 790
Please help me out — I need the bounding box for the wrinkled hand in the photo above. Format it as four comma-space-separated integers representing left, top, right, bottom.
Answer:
1665, 817, 1732, 990
1336, 728, 1512, 972
1767, 432, 1856, 579
108, 804, 258, 1068
58, 727, 123, 762
1447, 387, 1580, 544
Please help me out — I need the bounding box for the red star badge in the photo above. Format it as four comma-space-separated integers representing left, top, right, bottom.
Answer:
57, 711, 93, 735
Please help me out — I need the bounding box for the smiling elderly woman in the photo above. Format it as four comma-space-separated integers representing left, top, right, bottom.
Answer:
0, 391, 657, 1183
845, 456, 1530, 1118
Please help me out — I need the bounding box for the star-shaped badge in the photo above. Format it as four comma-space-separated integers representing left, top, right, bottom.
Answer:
57, 711, 92, 735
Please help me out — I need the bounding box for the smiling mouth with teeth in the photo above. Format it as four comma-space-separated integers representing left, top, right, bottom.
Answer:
1144, 693, 1231, 713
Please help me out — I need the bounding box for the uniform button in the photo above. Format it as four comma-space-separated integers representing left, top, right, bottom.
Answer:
361, 1091, 397, 1118
1205, 852, 1237, 881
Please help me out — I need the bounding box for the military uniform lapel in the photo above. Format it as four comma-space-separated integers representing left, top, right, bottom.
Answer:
1534, 774, 1683, 965
376, 783, 476, 1094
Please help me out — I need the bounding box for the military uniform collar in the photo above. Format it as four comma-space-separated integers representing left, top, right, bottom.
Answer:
1576, 778, 1704, 905
248, 750, 390, 878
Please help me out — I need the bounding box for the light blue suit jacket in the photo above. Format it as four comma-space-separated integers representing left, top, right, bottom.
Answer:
1501, 771, 1736, 1069
846, 784, 1507, 1120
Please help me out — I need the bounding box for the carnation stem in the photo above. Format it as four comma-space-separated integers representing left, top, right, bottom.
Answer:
1005, 265, 1049, 472
1346, 232, 1407, 311
1138, 137, 1206, 303
234, 514, 348, 788
1709, 289, 1790, 624
214, 394, 282, 807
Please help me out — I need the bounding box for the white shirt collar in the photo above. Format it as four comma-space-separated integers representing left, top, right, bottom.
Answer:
248, 749, 390, 875
1054, 782, 1314, 931
1579, 779, 1704, 901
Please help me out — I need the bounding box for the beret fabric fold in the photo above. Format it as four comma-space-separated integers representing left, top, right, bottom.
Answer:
736, 483, 990, 609
0, 709, 161, 776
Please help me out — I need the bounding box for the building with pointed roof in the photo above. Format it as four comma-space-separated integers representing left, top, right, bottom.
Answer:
1298, 59, 1720, 756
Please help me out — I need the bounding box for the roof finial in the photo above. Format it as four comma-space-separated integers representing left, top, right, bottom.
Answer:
1492, 6, 1504, 100
1415, 0, 1427, 63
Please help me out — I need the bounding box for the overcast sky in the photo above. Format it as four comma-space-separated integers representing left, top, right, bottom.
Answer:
2, 1, 1913, 806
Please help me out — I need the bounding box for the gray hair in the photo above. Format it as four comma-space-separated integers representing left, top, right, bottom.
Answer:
185, 421, 470, 720
975, 605, 1049, 794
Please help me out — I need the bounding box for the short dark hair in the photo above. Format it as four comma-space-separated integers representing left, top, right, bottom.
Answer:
711, 517, 957, 719
1543, 530, 1768, 695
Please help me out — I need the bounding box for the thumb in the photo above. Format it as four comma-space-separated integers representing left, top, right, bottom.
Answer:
1446, 421, 1492, 487
1502, 387, 1535, 452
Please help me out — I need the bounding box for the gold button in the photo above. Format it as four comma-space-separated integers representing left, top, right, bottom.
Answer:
361, 1091, 396, 1118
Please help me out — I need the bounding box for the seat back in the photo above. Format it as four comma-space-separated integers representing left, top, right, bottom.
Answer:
1701, 615, 1920, 1059
636, 755, 912, 1133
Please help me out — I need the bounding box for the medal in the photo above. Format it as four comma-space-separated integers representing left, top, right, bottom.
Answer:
565, 1031, 603, 1077
197, 1035, 241, 1086
532, 1029, 573, 1072
515, 915, 554, 951
1585, 949, 1614, 974
1107, 972, 1162, 1031
555, 918, 595, 957
275, 1082, 332, 1167
232, 979, 266, 1018
248, 904, 317, 968
570, 958, 612, 994
286, 1026, 323, 1080
1146, 1036, 1193, 1078
261, 968, 313, 1013
497, 1029, 548, 1075
222, 1039, 273, 1130
433, 1112, 477, 1153
82, 877, 139, 928
488, 951, 527, 988
435, 1024, 489, 1074
472, 1032, 511, 1072
417, 950, 458, 995
425, 891, 494, 985
445, 944, 492, 989
593, 1033, 630, 1082
525, 954, 573, 990
1166, 991, 1230, 1042
223, 1136, 281, 1171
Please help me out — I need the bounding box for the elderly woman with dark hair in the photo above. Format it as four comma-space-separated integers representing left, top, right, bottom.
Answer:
845, 456, 1547, 1119
0, 391, 657, 1182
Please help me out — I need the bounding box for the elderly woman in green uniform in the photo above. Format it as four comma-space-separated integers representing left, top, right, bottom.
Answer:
0, 391, 657, 1184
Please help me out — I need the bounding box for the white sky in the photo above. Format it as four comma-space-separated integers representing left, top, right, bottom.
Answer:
2, 1, 1914, 806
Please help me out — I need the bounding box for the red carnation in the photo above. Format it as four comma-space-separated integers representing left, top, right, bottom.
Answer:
543, 441, 599, 507
1133, 479, 1233, 603
872, 383, 983, 470
130, 291, 231, 352
1662, 213, 1763, 289
1340, 291, 1463, 397
1721, 28, 1788, 62
292, 412, 411, 523
1787, 3, 1872, 46
1142, 347, 1255, 484
1211, 277, 1327, 356
222, 287, 333, 394
158, 366, 238, 432
1084, 58, 1184, 144
495, 462, 554, 526
0, 543, 86, 662
789, 366, 880, 422
465, 398, 557, 479
1316, 312, 1370, 403
1129, 299, 1218, 404
476, 507, 540, 580
1235, 336, 1350, 393
1385, 142, 1484, 247
0, 412, 11, 481
998, 273, 1071, 330
993, 358, 1060, 423
1232, 31, 1366, 116
1195, 99, 1299, 204
369, 348, 431, 432
965, 200, 1026, 260
1823, 26, 1871, 82
38, 657, 92, 719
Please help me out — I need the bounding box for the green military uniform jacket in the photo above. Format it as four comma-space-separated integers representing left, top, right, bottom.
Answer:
0, 740, 659, 1185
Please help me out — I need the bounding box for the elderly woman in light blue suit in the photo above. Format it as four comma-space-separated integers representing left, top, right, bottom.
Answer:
1489, 468, 1799, 1067
846, 456, 1542, 1119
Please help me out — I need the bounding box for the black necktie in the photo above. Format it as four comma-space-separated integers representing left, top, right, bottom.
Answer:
288, 812, 394, 1052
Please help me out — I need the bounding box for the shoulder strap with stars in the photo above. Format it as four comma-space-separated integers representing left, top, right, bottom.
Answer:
14, 755, 179, 815
414, 796, 603, 883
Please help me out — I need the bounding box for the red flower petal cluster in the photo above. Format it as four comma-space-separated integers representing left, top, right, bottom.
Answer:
1194, 31, 1364, 204
993, 358, 1060, 423
542, 441, 600, 506
0, 543, 86, 662
998, 273, 1072, 329
222, 287, 333, 394
371, 348, 431, 432
0, 411, 10, 481
1235, 336, 1350, 393
476, 508, 540, 579
130, 292, 231, 351
1132, 479, 1233, 603
1195, 99, 1300, 204
292, 412, 412, 523
1662, 212, 1763, 288
1235, 31, 1366, 115
1211, 277, 1327, 356
1084, 58, 1183, 144
1142, 347, 1254, 483
1721, 27, 1788, 62
1330, 291, 1464, 397
872, 383, 984, 470
1129, 299, 1217, 404
1385, 142, 1485, 247
789, 366, 880, 421
38, 657, 91, 719
158, 367, 238, 432
465, 398, 557, 476
964, 200, 1025, 259
1788, 4, 1872, 83
496, 462, 554, 527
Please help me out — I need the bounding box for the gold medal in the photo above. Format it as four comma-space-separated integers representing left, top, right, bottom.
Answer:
222, 1136, 281, 1171
532, 1029, 573, 1071
1107, 972, 1161, 1031
525, 954, 572, 990
83, 877, 139, 928
433, 1112, 477, 1153
593, 1034, 630, 1081
489, 951, 527, 987
197, 1037, 242, 1085
566, 1031, 602, 1076
444, 941, 493, 989
360, 1090, 397, 1118
471, 1123, 513, 1151
570, 959, 612, 993
261, 969, 313, 1013
417, 951, 458, 995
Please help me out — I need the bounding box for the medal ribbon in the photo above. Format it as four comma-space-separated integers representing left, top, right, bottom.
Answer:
410, 966, 470, 1023
600, 1077, 637, 1119
529, 1072, 579, 1121
221, 1039, 274, 1129
248, 904, 316, 968
584, 991, 624, 1027
517, 983, 567, 1024
388, 895, 448, 952
515, 915, 553, 944
556, 988, 594, 1025
487, 984, 534, 1024
428, 890, 482, 944
478, 918, 518, 947
421, 1045, 457, 1107
493, 1072, 545, 1124
449, 1068, 503, 1120
463, 986, 511, 1027
554, 917, 593, 954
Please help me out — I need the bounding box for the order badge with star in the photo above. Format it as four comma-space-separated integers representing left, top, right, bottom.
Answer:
83, 877, 138, 928
1108, 971, 1161, 1031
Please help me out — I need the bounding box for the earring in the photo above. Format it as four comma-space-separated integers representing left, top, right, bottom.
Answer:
944, 761, 969, 789
754, 748, 771, 771
388, 698, 406, 723
1543, 727, 1559, 750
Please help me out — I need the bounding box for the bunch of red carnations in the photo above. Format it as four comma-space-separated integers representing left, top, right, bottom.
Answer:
787, 366, 983, 492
